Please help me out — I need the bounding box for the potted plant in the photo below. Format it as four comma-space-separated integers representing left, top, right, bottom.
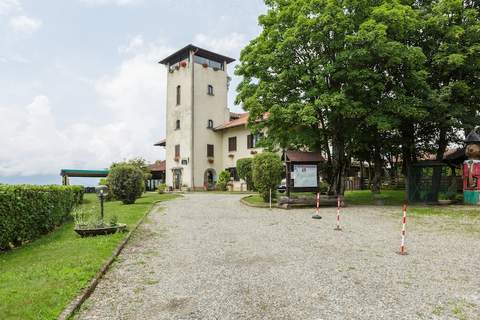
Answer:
202, 62, 208, 68
73, 207, 126, 237
208, 157, 214, 164
157, 183, 167, 194
180, 61, 187, 67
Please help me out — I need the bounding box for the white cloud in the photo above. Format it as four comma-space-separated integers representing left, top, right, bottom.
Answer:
79, 0, 142, 6
9, 15, 42, 33
194, 32, 247, 56
0, 0, 21, 16
0, 37, 172, 177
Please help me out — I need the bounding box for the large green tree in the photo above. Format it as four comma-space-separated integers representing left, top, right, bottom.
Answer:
236, 0, 429, 195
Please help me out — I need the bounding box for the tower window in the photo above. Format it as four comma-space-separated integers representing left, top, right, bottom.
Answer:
207, 119, 214, 129
175, 119, 180, 130
207, 144, 214, 157
207, 85, 214, 96
175, 144, 180, 158
176, 85, 181, 105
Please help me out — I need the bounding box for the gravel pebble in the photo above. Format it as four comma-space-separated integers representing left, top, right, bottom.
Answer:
76, 193, 480, 320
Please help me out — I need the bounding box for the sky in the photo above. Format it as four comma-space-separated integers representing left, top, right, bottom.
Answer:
0, 0, 266, 185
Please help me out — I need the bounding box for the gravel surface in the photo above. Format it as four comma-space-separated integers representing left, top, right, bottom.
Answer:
76, 193, 480, 320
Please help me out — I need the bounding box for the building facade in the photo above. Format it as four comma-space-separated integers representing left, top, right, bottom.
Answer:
156, 45, 262, 190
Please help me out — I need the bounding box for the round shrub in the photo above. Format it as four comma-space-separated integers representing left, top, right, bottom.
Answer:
216, 170, 231, 191
237, 158, 254, 190
107, 164, 145, 204
252, 152, 283, 202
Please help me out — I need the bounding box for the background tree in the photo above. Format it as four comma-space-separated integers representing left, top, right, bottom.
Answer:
107, 164, 145, 204
236, 0, 428, 195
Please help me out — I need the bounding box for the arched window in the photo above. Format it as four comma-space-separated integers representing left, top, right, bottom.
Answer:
176, 119, 180, 130
207, 119, 213, 129
176, 85, 181, 105
207, 84, 214, 96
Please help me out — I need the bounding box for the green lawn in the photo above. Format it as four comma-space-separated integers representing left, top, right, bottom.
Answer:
242, 194, 273, 207
344, 190, 406, 205
0, 192, 179, 320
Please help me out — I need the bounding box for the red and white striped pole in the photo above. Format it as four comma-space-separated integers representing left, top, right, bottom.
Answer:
334, 196, 342, 231
312, 192, 322, 219
398, 203, 408, 255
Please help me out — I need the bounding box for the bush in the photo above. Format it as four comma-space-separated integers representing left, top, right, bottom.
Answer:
107, 164, 145, 204
0, 185, 84, 250
237, 158, 254, 190
157, 183, 167, 194
252, 152, 283, 201
216, 170, 231, 191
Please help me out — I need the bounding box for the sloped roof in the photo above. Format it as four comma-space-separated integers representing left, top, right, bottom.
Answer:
159, 44, 235, 65
154, 139, 166, 147
284, 151, 325, 163
214, 113, 249, 131
148, 160, 166, 172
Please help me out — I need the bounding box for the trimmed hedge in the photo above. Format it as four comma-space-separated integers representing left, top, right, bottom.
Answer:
0, 185, 84, 250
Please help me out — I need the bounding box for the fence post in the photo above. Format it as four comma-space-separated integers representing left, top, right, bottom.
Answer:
334, 196, 342, 231
398, 203, 408, 255
312, 192, 322, 219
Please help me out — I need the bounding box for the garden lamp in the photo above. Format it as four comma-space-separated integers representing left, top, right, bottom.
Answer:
95, 185, 109, 221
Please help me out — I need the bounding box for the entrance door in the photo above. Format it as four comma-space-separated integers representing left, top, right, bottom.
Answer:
204, 169, 216, 190
173, 169, 182, 190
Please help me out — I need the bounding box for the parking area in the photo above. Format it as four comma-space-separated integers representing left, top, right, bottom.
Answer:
77, 193, 480, 320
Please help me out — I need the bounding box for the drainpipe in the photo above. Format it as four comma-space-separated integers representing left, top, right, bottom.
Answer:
190, 49, 198, 189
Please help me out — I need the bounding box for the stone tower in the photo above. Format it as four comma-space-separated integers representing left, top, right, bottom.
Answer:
159, 45, 235, 190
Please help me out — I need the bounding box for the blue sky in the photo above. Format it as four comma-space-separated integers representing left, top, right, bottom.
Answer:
0, 0, 266, 185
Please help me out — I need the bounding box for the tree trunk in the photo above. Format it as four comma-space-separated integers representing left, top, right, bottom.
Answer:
332, 130, 347, 196
370, 142, 383, 194
429, 127, 448, 203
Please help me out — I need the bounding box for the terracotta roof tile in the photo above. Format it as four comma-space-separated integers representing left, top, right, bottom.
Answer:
148, 160, 166, 172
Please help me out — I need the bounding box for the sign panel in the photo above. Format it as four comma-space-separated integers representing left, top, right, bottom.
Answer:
293, 164, 317, 188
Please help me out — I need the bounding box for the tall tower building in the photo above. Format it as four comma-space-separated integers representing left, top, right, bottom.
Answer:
159, 45, 235, 190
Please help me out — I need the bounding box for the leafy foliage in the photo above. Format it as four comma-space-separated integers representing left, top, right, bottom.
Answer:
157, 183, 167, 194
237, 158, 254, 190
0, 185, 84, 250
216, 170, 231, 191
236, 0, 480, 196
252, 152, 283, 201
107, 164, 145, 204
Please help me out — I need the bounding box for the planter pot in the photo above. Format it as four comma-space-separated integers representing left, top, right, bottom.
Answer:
74, 224, 126, 237
438, 199, 454, 205
202, 63, 208, 68
180, 61, 187, 67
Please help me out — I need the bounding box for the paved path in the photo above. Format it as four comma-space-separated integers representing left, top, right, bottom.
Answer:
77, 193, 480, 320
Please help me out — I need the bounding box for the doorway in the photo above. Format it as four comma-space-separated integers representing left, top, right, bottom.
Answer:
173, 169, 182, 190
204, 168, 216, 190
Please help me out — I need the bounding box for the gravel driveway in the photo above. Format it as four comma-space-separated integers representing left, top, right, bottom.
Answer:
76, 193, 480, 320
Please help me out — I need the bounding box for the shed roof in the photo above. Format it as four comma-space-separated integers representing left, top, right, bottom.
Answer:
60, 169, 109, 177
284, 151, 325, 163
148, 160, 166, 172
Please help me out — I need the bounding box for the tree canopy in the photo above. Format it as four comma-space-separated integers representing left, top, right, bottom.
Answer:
236, 0, 480, 195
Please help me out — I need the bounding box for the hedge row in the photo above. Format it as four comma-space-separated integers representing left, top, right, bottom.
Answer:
0, 185, 84, 250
